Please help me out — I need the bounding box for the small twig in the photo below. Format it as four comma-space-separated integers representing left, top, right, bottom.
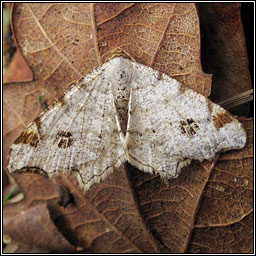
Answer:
217, 89, 253, 110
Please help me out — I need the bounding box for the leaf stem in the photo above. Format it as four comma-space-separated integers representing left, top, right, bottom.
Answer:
217, 89, 253, 110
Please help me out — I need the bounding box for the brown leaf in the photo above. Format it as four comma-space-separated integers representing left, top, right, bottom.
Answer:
198, 3, 252, 116
3, 3, 252, 253
189, 212, 253, 253
10, 3, 211, 95
3, 203, 75, 252
3, 49, 33, 84
187, 117, 253, 253
6, 166, 160, 253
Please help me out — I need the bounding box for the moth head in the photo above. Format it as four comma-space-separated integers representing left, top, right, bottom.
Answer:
105, 57, 133, 86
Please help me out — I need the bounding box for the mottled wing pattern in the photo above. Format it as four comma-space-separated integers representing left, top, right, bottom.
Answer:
125, 61, 246, 179
8, 64, 126, 191
8, 57, 247, 190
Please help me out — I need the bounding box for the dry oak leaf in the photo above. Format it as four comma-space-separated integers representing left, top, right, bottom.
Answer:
3, 3, 252, 253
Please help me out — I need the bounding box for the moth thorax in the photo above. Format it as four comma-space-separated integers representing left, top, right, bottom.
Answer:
112, 82, 131, 135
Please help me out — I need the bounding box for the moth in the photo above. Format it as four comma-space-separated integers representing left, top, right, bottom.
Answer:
7, 56, 247, 191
